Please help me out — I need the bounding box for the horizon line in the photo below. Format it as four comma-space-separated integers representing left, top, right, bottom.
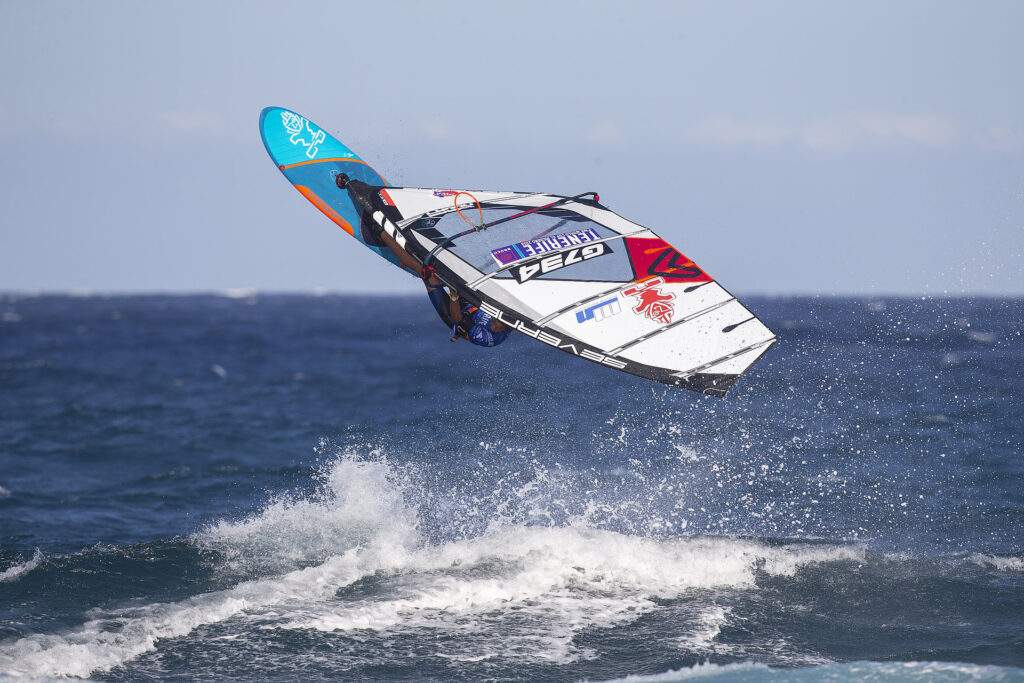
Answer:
2, 288, 1022, 301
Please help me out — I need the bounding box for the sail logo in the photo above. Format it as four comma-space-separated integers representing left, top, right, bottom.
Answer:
647, 247, 704, 280
492, 228, 602, 266
624, 238, 712, 284
576, 296, 621, 324
623, 277, 676, 324
280, 112, 326, 159
511, 242, 610, 283
477, 301, 628, 369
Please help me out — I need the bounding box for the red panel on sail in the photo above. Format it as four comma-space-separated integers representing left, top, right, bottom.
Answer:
625, 237, 713, 284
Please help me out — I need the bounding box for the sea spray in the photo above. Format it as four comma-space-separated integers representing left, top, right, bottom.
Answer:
0, 548, 44, 583
196, 451, 421, 576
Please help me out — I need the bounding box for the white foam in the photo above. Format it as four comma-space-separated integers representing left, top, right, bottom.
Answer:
593, 661, 769, 681
676, 605, 731, 652
220, 288, 258, 299
969, 553, 1024, 572
276, 527, 770, 664
0, 548, 396, 678
0, 549, 43, 583
275, 528, 863, 664
968, 330, 996, 344
760, 543, 865, 576
0, 455, 869, 678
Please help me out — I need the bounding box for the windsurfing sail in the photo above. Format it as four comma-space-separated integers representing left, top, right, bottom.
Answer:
345, 182, 776, 396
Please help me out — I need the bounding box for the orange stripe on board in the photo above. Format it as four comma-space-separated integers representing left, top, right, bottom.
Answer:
279, 156, 370, 171
295, 185, 355, 236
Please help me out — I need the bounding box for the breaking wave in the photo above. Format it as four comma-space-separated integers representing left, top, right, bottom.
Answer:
969, 553, 1024, 572
0, 451, 868, 678
0, 549, 43, 584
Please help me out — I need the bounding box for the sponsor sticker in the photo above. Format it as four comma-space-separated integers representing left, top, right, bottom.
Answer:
511, 242, 611, 283
623, 277, 676, 324
491, 228, 602, 266
432, 189, 460, 198
576, 296, 622, 324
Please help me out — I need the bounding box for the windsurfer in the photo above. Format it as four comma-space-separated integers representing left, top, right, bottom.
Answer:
375, 228, 511, 347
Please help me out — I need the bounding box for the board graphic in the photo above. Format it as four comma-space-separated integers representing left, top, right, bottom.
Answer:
259, 106, 399, 267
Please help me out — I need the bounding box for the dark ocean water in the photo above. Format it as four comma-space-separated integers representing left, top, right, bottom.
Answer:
0, 293, 1022, 682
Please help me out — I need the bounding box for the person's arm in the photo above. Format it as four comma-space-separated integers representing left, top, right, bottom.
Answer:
449, 290, 462, 324
378, 229, 424, 275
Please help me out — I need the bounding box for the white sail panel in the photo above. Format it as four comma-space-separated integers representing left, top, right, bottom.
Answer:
693, 342, 775, 377
543, 281, 735, 353
482, 279, 627, 323
620, 302, 775, 374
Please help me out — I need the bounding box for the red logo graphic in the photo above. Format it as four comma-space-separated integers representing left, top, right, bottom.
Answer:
623, 277, 676, 324
624, 238, 713, 284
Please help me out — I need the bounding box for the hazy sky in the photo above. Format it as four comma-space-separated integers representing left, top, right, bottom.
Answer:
1, 1, 1022, 295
